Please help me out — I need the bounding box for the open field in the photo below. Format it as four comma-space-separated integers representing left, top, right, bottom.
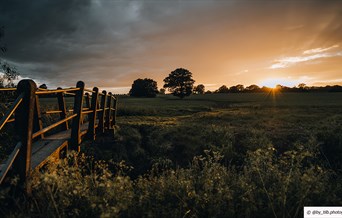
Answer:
117, 92, 342, 119
113, 92, 342, 169
117, 92, 342, 135
1, 92, 342, 217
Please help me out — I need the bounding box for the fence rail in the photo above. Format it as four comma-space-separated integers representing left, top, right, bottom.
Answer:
0, 80, 118, 193
0, 93, 24, 130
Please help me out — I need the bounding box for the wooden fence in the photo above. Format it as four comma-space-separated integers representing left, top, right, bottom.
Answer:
0, 79, 117, 192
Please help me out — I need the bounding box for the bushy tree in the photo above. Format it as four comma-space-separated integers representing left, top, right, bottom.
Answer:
0, 26, 19, 104
193, 84, 205, 94
215, 85, 229, 93
163, 68, 195, 99
159, 88, 166, 95
245, 84, 261, 92
229, 84, 244, 93
39, 84, 48, 89
0, 26, 19, 88
0, 63, 19, 88
129, 78, 158, 97
297, 83, 308, 92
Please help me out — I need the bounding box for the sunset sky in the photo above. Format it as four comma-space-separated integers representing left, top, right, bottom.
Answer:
0, 0, 341, 93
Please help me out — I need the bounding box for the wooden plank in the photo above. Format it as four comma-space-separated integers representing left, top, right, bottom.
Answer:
44, 129, 71, 140
31, 139, 68, 169
4, 120, 98, 173
0, 142, 21, 184
0, 93, 23, 131
42, 121, 95, 140
30, 121, 96, 169
32, 114, 77, 139
80, 129, 88, 137
35, 87, 80, 95
31, 140, 51, 154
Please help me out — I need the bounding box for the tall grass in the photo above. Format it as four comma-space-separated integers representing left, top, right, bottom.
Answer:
1, 143, 339, 217
1, 93, 342, 217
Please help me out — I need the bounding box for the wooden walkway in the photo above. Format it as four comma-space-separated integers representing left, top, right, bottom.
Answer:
0, 80, 117, 192
30, 121, 98, 169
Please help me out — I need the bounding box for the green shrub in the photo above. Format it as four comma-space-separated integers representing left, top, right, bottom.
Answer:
239, 142, 336, 218
0, 152, 134, 217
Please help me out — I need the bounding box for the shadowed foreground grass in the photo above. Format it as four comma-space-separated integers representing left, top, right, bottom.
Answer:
1, 145, 340, 218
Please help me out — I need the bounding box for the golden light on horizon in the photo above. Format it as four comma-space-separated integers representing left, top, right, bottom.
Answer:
260, 78, 301, 89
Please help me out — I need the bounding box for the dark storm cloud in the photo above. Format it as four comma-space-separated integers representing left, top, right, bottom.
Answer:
0, 0, 341, 90
0, 0, 205, 87
0, 0, 93, 85
0, 0, 90, 60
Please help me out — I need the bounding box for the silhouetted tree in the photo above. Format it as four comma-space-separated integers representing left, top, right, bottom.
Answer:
261, 86, 272, 92
0, 26, 19, 88
296, 83, 308, 92
277, 84, 283, 88
39, 84, 48, 89
163, 68, 195, 99
230, 84, 244, 93
297, 83, 306, 89
216, 85, 229, 93
193, 84, 205, 94
159, 88, 166, 95
245, 84, 261, 92
0, 63, 19, 88
129, 78, 158, 97
275, 84, 283, 90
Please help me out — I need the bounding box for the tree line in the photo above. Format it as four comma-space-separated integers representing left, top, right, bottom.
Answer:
129, 68, 342, 98
209, 83, 342, 93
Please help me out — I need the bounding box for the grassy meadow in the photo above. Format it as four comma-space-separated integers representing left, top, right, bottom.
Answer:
1, 92, 342, 217
113, 92, 342, 171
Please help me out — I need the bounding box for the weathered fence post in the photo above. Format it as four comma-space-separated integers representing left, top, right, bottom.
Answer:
87, 87, 99, 140
105, 92, 112, 130
81, 93, 91, 125
33, 95, 44, 139
98, 91, 107, 134
57, 87, 68, 130
112, 96, 117, 126
14, 79, 37, 194
85, 93, 91, 109
70, 81, 85, 151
